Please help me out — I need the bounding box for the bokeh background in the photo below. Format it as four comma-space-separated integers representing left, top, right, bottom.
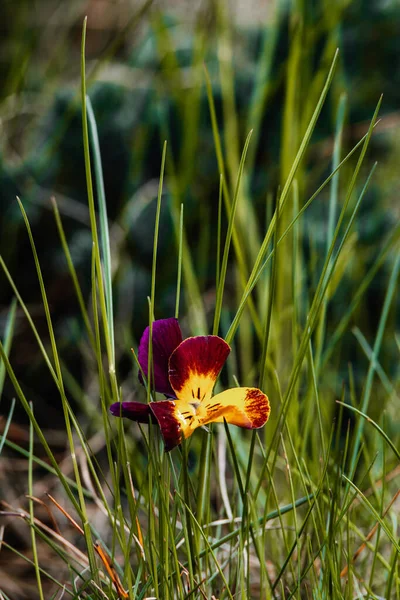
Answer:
0, 0, 399, 596
1, 0, 399, 416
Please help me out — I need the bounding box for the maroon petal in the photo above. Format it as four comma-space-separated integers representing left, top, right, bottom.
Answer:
149, 401, 183, 452
110, 401, 157, 424
138, 318, 183, 396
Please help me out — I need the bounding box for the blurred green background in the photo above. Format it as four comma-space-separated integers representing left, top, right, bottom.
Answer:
0, 0, 399, 424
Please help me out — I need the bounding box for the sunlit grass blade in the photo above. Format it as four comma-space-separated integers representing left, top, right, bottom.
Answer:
81, 17, 117, 396
175, 203, 184, 318
216, 1, 260, 265
314, 92, 347, 372
204, 65, 261, 337
86, 96, 114, 362
242, 185, 280, 521
256, 157, 378, 500
150, 140, 167, 321
226, 50, 340, 345
213, 129, 253, 335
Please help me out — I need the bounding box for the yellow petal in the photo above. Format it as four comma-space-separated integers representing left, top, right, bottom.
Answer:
196, 387, 270, 429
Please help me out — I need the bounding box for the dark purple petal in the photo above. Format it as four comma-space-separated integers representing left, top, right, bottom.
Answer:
110, 401, 157, 424
138, 318, 183, 396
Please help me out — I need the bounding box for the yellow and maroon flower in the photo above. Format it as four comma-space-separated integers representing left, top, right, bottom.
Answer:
110, 318, 270, 451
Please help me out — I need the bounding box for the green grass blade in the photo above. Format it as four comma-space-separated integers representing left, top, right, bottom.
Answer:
342, 475, 400, 554
314, 93, 347, 372
347, 251, 400, 479
81, 17, 116, 393
86, 95, 114, 362
15, 196, 98, 568
178, 493, 235, 600
51, 198, 95, 349
213, 130, 253, 335
0, 397, 16, 456
336, 401, 400, 463
0, 298, 17, 401
28, 402, 45, 600
151, 140, 167, 321
197, 494, 314, 559
226, 50, 340, 345
175, 203, 184, 318
352, 326, 398, 398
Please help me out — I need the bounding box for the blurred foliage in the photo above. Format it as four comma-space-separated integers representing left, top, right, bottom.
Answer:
0, 0, 399, 425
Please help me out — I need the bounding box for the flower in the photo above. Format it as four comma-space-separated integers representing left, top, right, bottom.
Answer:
110, 318, 270, 451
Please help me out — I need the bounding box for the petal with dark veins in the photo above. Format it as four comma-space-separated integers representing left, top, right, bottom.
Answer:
168, 336, 230, 404
196, 387, 270, 429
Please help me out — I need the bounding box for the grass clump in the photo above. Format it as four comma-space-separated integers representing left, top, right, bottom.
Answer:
1, 3, 399, 599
